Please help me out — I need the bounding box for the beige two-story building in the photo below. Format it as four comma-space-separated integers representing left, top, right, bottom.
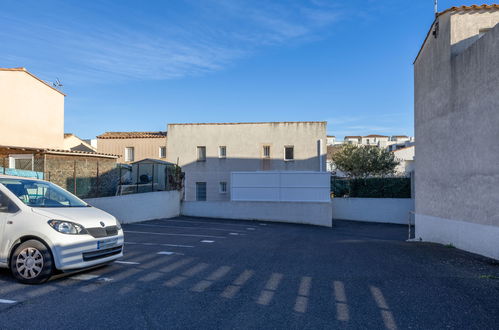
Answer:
166, 121, 327, 201
97, 131, 167, 163
0, 67, 65, 149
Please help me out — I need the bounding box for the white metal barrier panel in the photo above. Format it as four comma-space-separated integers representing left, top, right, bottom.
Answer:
230, 171, 330, 202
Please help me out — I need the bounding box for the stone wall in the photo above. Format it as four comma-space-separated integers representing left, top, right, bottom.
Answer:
44, 155, 118, 198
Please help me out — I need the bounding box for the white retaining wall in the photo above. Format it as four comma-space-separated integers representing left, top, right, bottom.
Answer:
85, 191, 181, 224
416, 214, 499, 260
182, 201, 332, 227
331, 198, 414, 224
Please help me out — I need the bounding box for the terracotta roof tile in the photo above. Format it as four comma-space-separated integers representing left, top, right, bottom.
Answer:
438, 4, 499, 16
168, 121, 326, 126
97, 131, 167, 139
364, 134, 389, 138
0, 145, 118, 158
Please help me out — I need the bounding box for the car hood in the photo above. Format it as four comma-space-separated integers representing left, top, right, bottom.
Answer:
32, 206, 118, 228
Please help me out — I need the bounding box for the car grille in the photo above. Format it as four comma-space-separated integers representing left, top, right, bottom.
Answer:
86, 226, 119, 238
82, 246, 123, 262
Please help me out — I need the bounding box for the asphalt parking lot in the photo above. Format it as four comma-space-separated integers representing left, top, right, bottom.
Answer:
0, 216, 498, 329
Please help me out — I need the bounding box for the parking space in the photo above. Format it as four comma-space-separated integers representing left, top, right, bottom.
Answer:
0, 217, 498, 329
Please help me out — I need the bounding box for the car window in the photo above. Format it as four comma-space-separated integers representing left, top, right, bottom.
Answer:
0, 179, 87, 208
0, 191, 19, 213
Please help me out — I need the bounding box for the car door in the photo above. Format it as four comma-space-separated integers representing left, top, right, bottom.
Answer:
0, 190, 20, 263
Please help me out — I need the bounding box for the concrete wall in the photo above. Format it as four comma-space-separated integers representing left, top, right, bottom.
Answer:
97, 137, 167, 163
182, 201, 332, 227
0, 68, 65, 149
167, 122, 327, 201
414, 10, 499, 259
332, 198, 414, 225
85, 190, 181, 224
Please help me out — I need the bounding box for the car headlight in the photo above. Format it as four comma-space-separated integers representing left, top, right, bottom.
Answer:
48, 220, 87, 235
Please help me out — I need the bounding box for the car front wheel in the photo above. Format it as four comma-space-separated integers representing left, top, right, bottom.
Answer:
10, 240, 54, 284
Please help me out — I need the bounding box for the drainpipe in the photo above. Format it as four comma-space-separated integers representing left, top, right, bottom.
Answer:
318, 139, 324, 172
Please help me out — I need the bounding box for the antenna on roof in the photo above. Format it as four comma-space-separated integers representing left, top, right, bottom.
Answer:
52, 78, 63, 90
434, 0, 438, 16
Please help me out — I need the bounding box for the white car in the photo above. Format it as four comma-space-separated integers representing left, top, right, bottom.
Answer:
0, 175, 124, 284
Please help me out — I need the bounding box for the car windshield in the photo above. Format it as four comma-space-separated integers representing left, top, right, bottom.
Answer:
0, 178, 88, 208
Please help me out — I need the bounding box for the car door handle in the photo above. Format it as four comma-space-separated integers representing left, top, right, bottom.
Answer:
7, 221, 13, 224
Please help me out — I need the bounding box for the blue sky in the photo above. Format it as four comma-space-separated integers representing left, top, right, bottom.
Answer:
0, 0, 491, 139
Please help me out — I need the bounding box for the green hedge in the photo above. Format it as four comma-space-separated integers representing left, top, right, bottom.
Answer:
331, 176, 411, 198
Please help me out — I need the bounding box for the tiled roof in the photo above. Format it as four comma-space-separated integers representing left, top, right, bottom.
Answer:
364, 134, 389, 138
392, 135, 409, 138
415, 4, 499, 64
168, 121, 326, 126
0, 67, 66, 96
345, 136, 362, 139
97, 131, 167, 139
0, 145, 118, 158
438, 4, 499, 16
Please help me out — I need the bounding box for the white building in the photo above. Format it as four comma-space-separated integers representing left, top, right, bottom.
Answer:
392, 146, 415, 176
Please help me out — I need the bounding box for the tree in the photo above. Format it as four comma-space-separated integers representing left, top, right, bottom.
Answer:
331, 144, 399, 178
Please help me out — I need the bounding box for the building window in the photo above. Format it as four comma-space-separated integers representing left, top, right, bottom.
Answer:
219, 146, 227, 158
159, 146, 166, 158
197, 146, 206, 162
8, 154, 34, 170
196, 182, 207, 201
219, 181, 227, 194
263, 145, 270, 158
284, 146, 294, 161
124, 147, 134, 162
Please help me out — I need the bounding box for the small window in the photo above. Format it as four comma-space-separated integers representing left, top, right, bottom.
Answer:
219, 181, 227, 194
284, 146, 294, 161
263, 146, 270, 158
0, 191, 19, 214
219, 146, 227, 158
197, 146, 206, 162
196, 182, 207, 201
159, 146, 166, 158
124, 147, 134, 162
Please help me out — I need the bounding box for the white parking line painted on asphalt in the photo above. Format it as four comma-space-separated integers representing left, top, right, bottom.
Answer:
246, 228, 256, 231
126, 223, 247, 233
294, 276, 312, 313
229, 233, 239, 235
201, 240, 214, 243
157, 251, 175, 255
0, 299, 17, 304
115, 261, 140, 265
71, 274, 100, 281
124, 230, 226, 239
256, 273, 284, 305
158, 218, 257, 229
125, 241, 194, 248
220, 270, 254, 299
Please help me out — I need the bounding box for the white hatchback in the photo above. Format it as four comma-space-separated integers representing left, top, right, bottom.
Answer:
0, 175, 124, 284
